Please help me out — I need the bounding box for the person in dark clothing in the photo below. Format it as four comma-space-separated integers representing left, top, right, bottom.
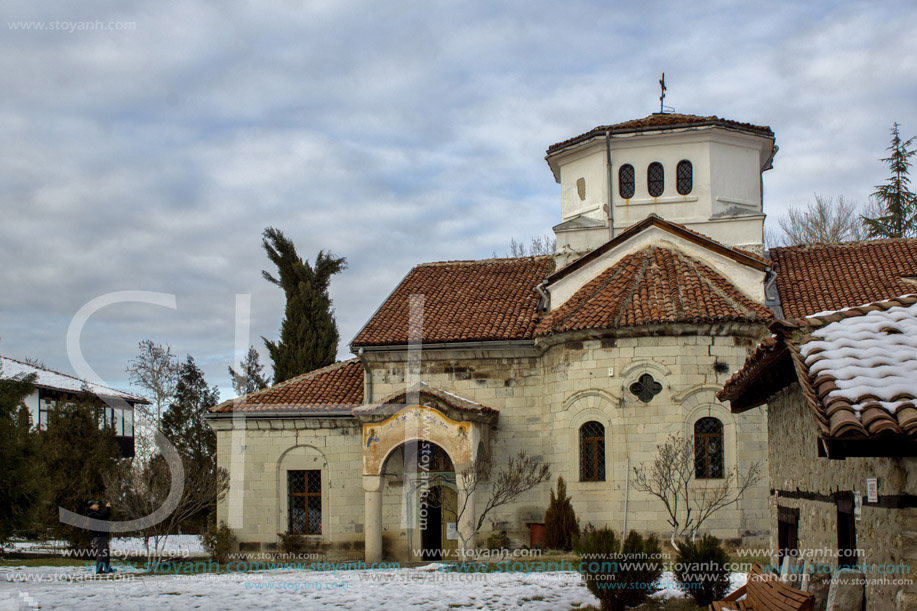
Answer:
88, 500, 113, 574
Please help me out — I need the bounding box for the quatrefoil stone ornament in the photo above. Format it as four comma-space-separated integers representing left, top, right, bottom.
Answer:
629, 373, 662, 403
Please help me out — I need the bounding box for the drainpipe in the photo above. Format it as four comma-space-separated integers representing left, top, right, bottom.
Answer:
357, 347, 372, 404
605, 130, 615, 239
536, 283, 550, 312
622, 456, 630, 540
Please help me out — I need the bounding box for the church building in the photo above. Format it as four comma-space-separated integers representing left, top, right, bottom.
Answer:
208, 112, 786, 561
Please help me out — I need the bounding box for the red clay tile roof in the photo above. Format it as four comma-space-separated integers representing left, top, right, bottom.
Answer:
351, 257, 555, 347
548, 214, 769, 284
353, 382, 498, 419
770, 239, 917, 318
719, 295, 917, 441
547, 113, 773, 155
537, 246, 772, 334
210, 359, 363, 414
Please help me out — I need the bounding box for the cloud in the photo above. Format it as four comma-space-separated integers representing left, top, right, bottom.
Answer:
1, 0, 915, 398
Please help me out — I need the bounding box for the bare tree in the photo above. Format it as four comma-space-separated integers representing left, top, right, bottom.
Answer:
771, 195, 867, 247
632, 435, 760, 547
104, 452, 229, 566
503, 235, 557, 258
126, 340, 179, 426
432, 451, 550, 554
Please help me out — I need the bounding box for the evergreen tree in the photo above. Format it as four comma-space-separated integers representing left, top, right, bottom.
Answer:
543, 476, 580, 551
161, 356, 219, 470
228, 346, 270, 397
261, 227, 347, 384
38, 394, 122, 549
160, 356, 220, 531
0, 371, 46, 545
863, 123, 917, 238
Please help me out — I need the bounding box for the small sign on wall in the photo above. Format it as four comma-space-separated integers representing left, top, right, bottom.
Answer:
446, 522, 458, 540
866, 478, 878, 503
854, 491, 862, 521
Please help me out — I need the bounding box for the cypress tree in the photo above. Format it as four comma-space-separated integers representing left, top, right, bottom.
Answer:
261, 227, 347, 384
544, 475, 580, 551
863, 123, 917, 238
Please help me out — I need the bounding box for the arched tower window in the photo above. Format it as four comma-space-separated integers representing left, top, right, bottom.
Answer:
694, 417, 724, 479
676, 160, 693, 195
619, 164, 635, 199
579, 421, 605, 482
647, 162, 664, 196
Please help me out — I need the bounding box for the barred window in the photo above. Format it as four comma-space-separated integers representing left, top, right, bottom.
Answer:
580, 421, 605, 482
647, 162, 664, 197
676, 160, 693, 195
694, 418, 724, 479
619, 164, 635, 199
288, 470, 322, 535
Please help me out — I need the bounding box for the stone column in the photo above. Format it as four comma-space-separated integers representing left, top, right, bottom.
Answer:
456, 463, 476, 558
363, 475, 383, 563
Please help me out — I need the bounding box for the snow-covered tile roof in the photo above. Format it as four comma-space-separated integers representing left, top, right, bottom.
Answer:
801, 302, 917, 414
719, 295, 917, 440
0, 355, 148, 403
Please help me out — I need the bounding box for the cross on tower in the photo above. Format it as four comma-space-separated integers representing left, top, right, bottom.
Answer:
659, 73, 667, 113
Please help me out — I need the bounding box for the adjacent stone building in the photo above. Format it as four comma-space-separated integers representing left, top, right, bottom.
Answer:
208, 112, 783, 562
720, 255, 917, 609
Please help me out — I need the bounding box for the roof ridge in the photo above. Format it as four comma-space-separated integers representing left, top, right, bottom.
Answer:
681, 250, 759, 319
770, 237, 917, 253
417, 255, 553, 267
613, 249, 655, 327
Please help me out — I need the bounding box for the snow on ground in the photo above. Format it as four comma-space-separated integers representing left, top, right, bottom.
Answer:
0, 562, 748, 611
6, 536, 205, 557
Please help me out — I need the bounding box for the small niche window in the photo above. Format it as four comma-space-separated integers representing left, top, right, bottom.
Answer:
288, 470, 322, 535
579, 421, 605, 482
676, 160, 693, 195
694, 418, 724, 479
619, 164, 635, 199
647, 162, 664, 197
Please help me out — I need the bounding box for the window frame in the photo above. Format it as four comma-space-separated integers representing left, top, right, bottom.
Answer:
693, 417, 724, 479
288, 470, 322, 535
579, 421, 606, 482
676, 160, 693, 195
647, 162, 665, 197
618, 164, 636, 199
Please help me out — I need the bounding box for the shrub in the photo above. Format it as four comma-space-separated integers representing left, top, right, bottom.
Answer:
575, 528, 663, 611
673, 534, 731, 606
201, 521, 237, 564
544, 476, 580, 551
486, 530, 510, 550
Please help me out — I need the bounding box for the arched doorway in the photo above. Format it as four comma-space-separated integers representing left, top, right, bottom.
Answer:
399, 441, 458, 561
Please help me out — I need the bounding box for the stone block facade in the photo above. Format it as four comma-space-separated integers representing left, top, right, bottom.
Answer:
214, 322, 771, 560
766, 385, 917, 610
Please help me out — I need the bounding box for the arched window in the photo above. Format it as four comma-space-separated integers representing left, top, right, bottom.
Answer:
647, 162, 664, 196
694, 417, 724, 479
676, 160, 693, 195
579, 421, 605, 482
618, 164, 635, 199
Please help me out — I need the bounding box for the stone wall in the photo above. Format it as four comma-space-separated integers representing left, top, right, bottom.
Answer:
211, 417, 365, 559
213, 322, 772, 561
767, 385, 917, 610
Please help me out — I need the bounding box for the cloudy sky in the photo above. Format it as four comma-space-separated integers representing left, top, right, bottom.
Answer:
1, 0, 915, 400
